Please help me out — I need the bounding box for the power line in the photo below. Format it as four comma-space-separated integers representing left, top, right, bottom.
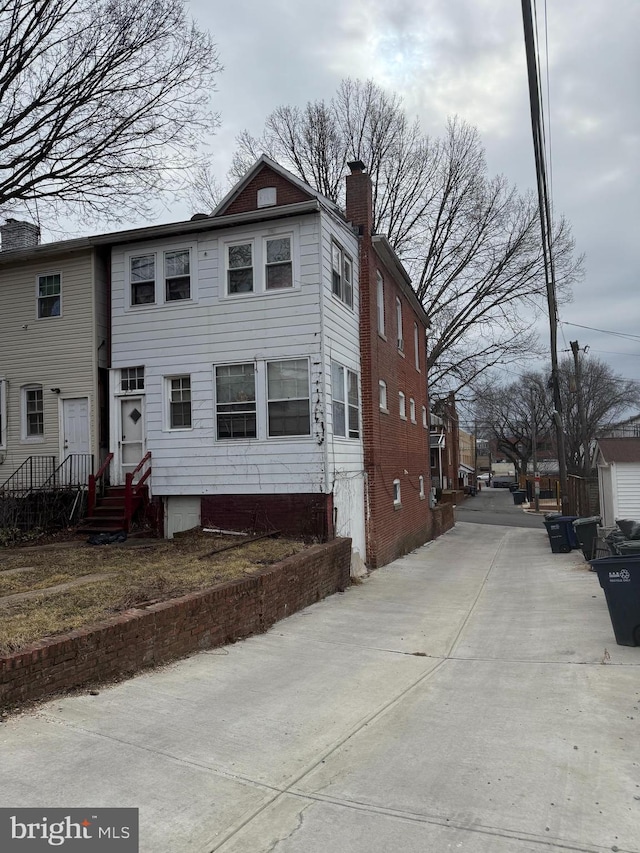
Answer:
560, 321, 640, 342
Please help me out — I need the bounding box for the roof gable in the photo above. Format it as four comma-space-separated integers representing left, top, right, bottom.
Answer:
596, 437, 640, 464
212, 155, 341, 219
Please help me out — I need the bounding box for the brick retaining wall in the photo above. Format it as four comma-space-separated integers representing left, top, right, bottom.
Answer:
432, 503, 455, 537
0, 538, 351, 710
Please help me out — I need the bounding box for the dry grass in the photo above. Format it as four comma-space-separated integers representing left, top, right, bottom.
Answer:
0, 531, 306, 655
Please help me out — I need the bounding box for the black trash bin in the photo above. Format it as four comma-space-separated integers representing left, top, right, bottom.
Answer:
512, 490, 527, 505
543, 516, 579, 553
613, 540, 640, 555
572, 516, 602, 561
588, 555, 640, 646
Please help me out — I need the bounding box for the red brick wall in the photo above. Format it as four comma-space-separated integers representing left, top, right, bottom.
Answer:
221, 165, 313, 216
0, 539, 351, 710
346, 167, 433, 568
432, 503, 455, 537
201, 493, 333, 540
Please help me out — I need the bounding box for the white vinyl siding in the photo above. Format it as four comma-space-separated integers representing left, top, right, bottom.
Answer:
614, 464, 640, 522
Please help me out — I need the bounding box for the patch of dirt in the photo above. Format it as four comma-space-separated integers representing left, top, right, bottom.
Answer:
0, 530, 306, 655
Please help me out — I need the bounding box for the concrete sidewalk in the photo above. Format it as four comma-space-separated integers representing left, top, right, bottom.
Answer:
1, 522, 639, 852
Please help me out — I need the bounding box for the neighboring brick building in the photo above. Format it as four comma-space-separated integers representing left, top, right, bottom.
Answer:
346, 162, 432, 568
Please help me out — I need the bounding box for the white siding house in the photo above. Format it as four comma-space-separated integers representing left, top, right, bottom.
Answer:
107, 157, 366, 566
595, 438, 640, 527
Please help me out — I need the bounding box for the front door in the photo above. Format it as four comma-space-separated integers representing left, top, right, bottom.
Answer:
62, 397, 91, 484
120, 397, 144, 480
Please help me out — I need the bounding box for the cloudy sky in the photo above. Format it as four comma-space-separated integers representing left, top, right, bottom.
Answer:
182, 0, 639, 390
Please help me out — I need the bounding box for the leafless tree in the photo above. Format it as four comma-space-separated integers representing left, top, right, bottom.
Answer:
476, 356, 640, 475
0, 0, 221, 227
230, 79, 583, 395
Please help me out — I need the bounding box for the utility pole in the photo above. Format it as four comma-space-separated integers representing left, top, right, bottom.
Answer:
570, 340, 590, 476
530, 388, 540, 512
521, 0, 569, 512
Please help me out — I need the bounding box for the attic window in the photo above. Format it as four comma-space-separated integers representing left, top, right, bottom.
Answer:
257, 187, 277, 208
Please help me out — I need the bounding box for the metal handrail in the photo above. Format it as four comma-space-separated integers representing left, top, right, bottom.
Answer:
124, 452, 152, 529
0, 456, 57, 496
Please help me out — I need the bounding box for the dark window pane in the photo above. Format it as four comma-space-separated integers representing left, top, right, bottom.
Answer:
266, 263, 292, 289
268, 400, 310, 436
166, 277, 190, 300
217, 413, 257, 439
38, 296, 60, 317
229, 244, 252, 268
333, 401, 346, 436
228, 268, 253, 294
132, 282, 155, 304
170, 402, 191, 428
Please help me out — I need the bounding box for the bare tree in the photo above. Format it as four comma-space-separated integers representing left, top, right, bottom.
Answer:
476, 356, 640, 475
230, 79, 583, 395
0, 0, 221, 227
559, 354, 640, 474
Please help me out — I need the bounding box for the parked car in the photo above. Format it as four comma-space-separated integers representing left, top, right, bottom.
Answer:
492, 476, 517, 488
477, 473, 491, 482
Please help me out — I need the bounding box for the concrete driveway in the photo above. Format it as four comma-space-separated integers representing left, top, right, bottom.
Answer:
1, 522, 639, 853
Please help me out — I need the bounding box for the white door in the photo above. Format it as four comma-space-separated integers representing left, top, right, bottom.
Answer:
120, 397, 144, 480
62, 397, 91, 484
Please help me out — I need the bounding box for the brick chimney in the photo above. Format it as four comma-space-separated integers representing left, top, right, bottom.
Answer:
345, 160, 373, 236
1, 219, 41, 251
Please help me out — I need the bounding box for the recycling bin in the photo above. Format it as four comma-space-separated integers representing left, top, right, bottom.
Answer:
589, 555, 640, 646
543, 516, 579, 553
512, 490, 527, 505
572, 516, 602, 561
613, 540, 640, 555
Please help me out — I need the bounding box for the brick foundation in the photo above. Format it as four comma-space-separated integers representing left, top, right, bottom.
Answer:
0, 538, 351, 710
201, 493, 333, 541
432, 503, 455, 537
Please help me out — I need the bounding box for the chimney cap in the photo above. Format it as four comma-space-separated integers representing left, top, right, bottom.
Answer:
347, 160, 367, 174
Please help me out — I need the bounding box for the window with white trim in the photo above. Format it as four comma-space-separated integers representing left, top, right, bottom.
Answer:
121, 367, 145, 392
0, 379, 6, 449
267, 359, 310, 437
265, 236, 292, 289
331, 241, 353, 308
396, 298, 403, 351
379, 380, 388, 411
215, 363, 256, 439
410, 398, 416, 423
168, 376, 192, 429
399, 391, 406, 419
165, 250, 191, 301
22, 384, 44, 438
227, 242, 254, 294
37, 273, 61, 318
419, 475, 425, 499
376, 271, 385, 335
393, 479, 401, 507
422, 406, 427, 428
414, 323, 420, 370
130, 254, 156, 305
331, 362, 359, 438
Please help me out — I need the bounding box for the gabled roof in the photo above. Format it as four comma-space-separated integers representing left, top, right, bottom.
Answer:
596, 437, 640, 464
211, 155, 343, 218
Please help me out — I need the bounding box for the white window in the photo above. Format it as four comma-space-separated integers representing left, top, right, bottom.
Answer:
37, 273, 61, 318
257, 187, 277, 207
129, 247, 194, 307
331, 241, 353, 308
422, 406, 427, 428
130, 254, 156, 305
0, 378, 6, 449
121, 367, 145, 392
215, 363, 257, 440
410, 398, 416, 423
227, 242, 254, 294
22, 384, 44, 439
414, 323, 420, 371
399, 391, 406, 420
165, 250, 191, 301
376, 271, 385, 335
168, 376, 192, 429
267, 359, 310, 437
419, 475, 425, 499
265, 236, 293, 289
379, 380, 388, 411
332, 362, 360, 439
396, 298, 403, 351
393, 479, 401, 507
